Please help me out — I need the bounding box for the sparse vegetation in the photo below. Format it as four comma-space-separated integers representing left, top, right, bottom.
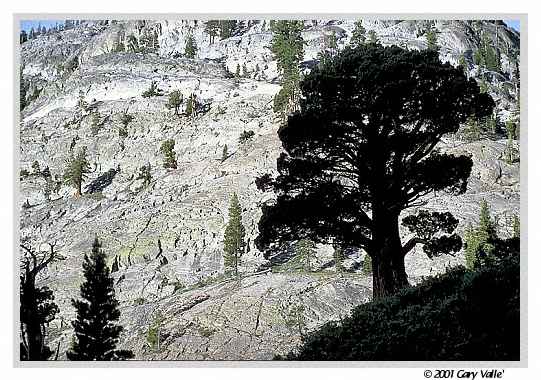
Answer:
223, 193, 246, 277
142, 81, 164, 98
63, 146, 91, 197
238, 130, 255, 144
160, 139, 177, 169
166, 90, 183, 116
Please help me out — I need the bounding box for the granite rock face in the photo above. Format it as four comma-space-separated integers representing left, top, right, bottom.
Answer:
19, 19, 520, 360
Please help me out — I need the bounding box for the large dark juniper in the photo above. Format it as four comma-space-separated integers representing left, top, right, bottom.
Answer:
255, 44, 494, 298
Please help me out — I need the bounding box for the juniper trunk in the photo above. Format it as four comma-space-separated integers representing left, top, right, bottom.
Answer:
370, 212, 409, 299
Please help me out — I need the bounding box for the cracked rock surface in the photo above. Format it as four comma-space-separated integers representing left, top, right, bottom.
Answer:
19, 19, 520, 360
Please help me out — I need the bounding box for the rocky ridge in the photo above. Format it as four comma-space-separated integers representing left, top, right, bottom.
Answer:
19, 19, 520, 359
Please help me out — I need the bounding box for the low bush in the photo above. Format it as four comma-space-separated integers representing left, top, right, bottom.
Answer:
280, 256, 519, 361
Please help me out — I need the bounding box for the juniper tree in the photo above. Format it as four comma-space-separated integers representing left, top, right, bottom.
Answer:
223, 193, 246, 277
20, 242, 60, 361
67, 237, 133, 360
64, 146, 91, 196
350, 21, 366, 47
270, 21, 305, 121
184, 32, 197, 59
160, 139, 177, 169
255, 44, 493, 298
166, 90, 183, 116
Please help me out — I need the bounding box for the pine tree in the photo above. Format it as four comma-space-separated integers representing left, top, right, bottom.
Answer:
184, 32, 197, 59
219, 20, 237, 39
64, 146, 91, 196
464, 200, 498, 270
235, 63, 241, 78
425, 26, 439, 52
350, 21, 366, 47
160, 139, 177, 169
77, 90, 88, 110
185, 93, 197, 117
166, 90, 183, 116
270, 21, 304, 121
223, 193, 246, 277
137, 163, 152, 187
504, 119, 517, 164
242, 63, 248, 78
295, 239, 316, 271
205, 20, 220, 43
67, 237, 133, 360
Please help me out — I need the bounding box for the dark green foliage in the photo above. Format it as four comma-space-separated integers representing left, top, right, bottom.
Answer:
219, 20, 238, 39
295, 239, 316, 271
504, 119, 518, 164
350, 21, 366, 47
20, 169, 30, 179
185, 93, 197, 117
270, 21, 304, 120
239, 130, 255, 144
512, 215, 520, 239
184, 32, 197, 58
67, 237, 133, 360
281, 256, 519, 360
126, 34, 140, 53
166, 90, 183, 116
223, 193, 246, 276
137, 163, 152, 187
205, 20, 220, 43
475, 33, 501, 72
90, 111, 102, 135
64, 146, 91, 196
464, 200, 500, 270
255, 44, 494, 298
160, 139, 177, 169
20, 243, 59, 360
362, 254, 372, 274
20, 73, 28, 111
242, 63, 248, 77
142, 81, 163, 98
235, 63, 241, 78
425, 26, 438, 52
118, 110, 133, 137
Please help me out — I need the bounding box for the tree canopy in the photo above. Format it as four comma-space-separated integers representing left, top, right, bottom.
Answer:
255, 44, 494, 297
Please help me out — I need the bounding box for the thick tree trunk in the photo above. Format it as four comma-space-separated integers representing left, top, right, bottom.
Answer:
371, 212, 409, 299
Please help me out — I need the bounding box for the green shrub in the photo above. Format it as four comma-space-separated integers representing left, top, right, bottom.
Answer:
239, 130, 255, 144
160, 139, 177, 169
280, 256, 519, 361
